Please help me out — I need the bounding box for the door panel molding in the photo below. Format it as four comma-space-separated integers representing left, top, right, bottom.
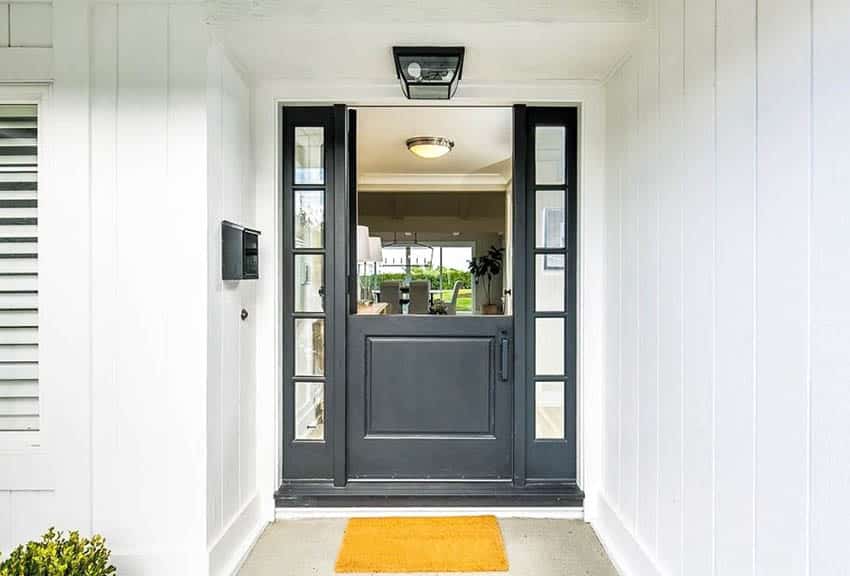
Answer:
348, 315, 513, 480
364, 336, 496, 437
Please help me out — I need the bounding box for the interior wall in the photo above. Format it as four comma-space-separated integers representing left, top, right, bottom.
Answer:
598, 0, 850, 574
206, 43, 266, 576
359, 190, 506, 311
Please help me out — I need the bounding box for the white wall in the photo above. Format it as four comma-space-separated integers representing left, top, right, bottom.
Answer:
206, 43, 265, 576
598, 1, 850, 574
89, 3, 208, 574
1, 3, 239, 575
0, 2, 52, 82
0, 0, 88, 559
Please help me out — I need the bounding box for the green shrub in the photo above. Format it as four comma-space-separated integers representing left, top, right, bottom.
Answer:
0, 528, 116, 576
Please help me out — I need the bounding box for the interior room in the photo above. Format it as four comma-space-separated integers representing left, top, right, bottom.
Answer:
352, 107, 512, 316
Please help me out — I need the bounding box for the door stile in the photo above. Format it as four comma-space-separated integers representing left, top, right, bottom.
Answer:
332, 104, 350, 487
511, 104, 528, 487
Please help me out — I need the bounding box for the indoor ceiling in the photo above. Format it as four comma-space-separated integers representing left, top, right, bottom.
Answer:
356, 107, 512, 177
206, 1, 646, 82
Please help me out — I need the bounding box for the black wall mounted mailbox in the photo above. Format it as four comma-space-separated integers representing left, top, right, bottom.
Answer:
222, 221, 261, 280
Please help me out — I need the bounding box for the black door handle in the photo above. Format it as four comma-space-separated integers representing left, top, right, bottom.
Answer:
499, 335, 510, 382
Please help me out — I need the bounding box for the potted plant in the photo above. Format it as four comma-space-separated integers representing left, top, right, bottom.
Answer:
468, 245, 504, 315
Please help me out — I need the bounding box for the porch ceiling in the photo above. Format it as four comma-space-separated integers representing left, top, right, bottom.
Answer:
206, 0, 646, 83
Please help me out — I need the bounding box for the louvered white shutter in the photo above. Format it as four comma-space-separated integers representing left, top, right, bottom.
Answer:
0, 104, 38, 432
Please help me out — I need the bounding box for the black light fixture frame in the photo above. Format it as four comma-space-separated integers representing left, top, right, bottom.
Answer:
392, 46, 466, 100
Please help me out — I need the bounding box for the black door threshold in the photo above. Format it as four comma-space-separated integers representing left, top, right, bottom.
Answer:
276, 480, 584, 508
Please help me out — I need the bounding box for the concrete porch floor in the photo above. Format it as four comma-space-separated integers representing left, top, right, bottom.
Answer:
238, 518, 619, 576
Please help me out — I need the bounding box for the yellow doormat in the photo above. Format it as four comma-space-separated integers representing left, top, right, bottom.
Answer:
335, 515, 509, 573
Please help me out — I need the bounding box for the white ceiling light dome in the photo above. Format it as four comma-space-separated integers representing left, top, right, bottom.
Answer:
406, 136, 455, 159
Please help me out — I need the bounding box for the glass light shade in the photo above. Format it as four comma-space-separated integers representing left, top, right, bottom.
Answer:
356, 225, 370, 262
406, 137, 454, 159
368, 236, 383, 263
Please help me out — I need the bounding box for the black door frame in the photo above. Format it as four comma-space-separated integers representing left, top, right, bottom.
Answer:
277, 104, 581, 506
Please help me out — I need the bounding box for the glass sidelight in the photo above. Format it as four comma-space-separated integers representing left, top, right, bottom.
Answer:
283, 107, 341, 480
523, 107, 577, 480
283, 105, 352, 483
291, 126, 327, 437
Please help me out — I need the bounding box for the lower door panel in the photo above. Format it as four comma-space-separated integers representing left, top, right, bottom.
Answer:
348, 315, 513, 479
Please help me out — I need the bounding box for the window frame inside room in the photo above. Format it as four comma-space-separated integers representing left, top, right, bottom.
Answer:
364, 239, 479, 315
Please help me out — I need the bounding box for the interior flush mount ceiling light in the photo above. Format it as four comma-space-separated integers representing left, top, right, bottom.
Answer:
406, 136, 455, 159
393, 46, 465, 100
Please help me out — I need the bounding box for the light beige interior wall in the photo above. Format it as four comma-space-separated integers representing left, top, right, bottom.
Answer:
359, 190, 507, 311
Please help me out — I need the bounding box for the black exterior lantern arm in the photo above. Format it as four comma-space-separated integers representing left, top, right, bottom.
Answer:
392, 46, 465, 100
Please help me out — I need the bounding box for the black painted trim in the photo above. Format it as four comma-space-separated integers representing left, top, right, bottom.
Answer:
276, 480, 584, 508
281, 106, 336, 480
511, 104, 528, 487
332, 104, 349, 487
524, 107, 579, 480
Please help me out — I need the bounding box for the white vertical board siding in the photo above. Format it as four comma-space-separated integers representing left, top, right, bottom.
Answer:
166, 5, 209, 574
655, 0, 684, 571
635, 23, 659, 553
115, 5, 169, 557
715, 0, 757, 573
90, 3, 209, 574
207, 45, 262, 576
90, 0, 119, 544
681, 0, 715, 574
603, 68, 623, 507
619, 60, 639, 529
755, 0, 811, 573
601, 0, 848, 574
811, 0, 850, 573
8, 3, 52, 48
206, 39, 224, 545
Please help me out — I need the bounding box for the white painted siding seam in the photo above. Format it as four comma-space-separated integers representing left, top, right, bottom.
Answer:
805, 1, 813, 575
633, 59, 641, 535
751, 1, 759, 573
711, 1, 719, 574
653, 12, 662, 560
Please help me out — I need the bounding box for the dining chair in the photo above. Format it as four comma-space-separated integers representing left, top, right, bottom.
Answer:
445, 280, 462, 315
379, 281, 402, 314
408, 280, 431, 314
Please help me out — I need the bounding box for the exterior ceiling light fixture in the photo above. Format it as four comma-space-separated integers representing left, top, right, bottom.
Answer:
406, 136, 455, 159
393, 46, 465, 100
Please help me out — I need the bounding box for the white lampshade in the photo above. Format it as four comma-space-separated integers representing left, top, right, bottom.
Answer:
368, 237, 383, 263
356, 225, 370, 262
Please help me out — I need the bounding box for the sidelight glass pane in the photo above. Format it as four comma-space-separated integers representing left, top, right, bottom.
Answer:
536, 189, 565, 249
295, 318, 324, 376
294, 255, 324, 312
294, 381, 325, 440
535, 255, 565, 312
535, 317, 564, 376
535, 381, 565, 439
294, 127, 324, 184
535, 126, 565, 185
294, 189, 324, 248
